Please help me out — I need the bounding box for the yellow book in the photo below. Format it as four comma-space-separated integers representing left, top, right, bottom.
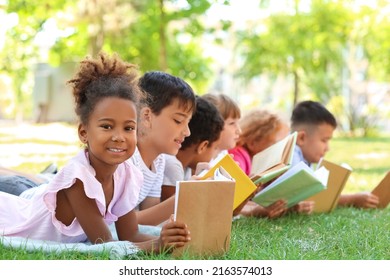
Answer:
172, 168, 235, 257
306, 159, 352, 213
371, 171, 390, 209
199, 154, 257, 210
250, 132, 297, 185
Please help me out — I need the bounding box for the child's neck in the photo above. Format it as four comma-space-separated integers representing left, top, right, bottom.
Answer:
137, 141, 160, 170
176, 149, 196, 170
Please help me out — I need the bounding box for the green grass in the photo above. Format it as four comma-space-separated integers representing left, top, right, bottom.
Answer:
0, 123, 389, 260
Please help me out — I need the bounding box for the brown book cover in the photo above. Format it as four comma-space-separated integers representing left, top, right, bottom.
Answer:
172, 179, 235, 257
306, 159, 352, 213
371, 171, 390, 209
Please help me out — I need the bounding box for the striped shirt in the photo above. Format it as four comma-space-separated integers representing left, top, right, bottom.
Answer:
128, 147, 165, 206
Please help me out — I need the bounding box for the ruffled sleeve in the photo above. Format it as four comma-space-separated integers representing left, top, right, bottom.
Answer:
42, 150, 142, 236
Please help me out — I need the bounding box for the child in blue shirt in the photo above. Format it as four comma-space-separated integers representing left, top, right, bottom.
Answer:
291, 100, 379, 209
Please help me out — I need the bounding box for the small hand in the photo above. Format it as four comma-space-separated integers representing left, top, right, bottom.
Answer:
159, 215, 191, 252
352, 192, 379, 209
291, 201, 315, 214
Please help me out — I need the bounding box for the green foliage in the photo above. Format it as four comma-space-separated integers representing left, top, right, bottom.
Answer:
0, 0, 223, 110
236, 0, 353, 104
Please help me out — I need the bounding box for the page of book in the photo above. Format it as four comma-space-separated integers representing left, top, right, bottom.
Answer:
250, 132, 297, 179
307, 159, 352, 213
252, 161, 328, 208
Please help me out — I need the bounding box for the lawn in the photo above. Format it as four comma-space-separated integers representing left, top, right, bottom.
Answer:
0, 122, 389, 260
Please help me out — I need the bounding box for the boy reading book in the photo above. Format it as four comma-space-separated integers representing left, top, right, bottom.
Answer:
291, 100, 379, 209
162, 96, 224, 201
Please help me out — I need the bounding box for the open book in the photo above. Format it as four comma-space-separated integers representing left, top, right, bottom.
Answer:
306, 159, 352, 213
173, 167, 235, 257
250, 132, 297, 186
252, 161, 329, 208
199, 153, 257, 210
371, 171, 390, 209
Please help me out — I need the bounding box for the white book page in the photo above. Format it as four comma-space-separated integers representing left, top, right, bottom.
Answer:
173, 181, 180, 221
214, 166, 234, 181
314, 166, 330, 187
250, 133, 291, 174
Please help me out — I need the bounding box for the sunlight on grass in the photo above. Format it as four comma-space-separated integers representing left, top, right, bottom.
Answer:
0, 122, 79, 172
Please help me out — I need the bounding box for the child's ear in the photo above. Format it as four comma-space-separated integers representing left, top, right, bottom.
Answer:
140, 107, 153, 128
296, 130, 306, 146
196, 140, 209, 154
78, 124, 88, 144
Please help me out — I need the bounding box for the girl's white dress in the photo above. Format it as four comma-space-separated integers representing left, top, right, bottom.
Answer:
0, 149, 142, 243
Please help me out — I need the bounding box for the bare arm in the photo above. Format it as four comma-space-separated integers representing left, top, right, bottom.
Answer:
161, 185, 176, 202
116, 211, 190, 253
136, 195, 175, 226
338, 192, 379, 209
60, 180, 113, 243
138, 196, 161, 210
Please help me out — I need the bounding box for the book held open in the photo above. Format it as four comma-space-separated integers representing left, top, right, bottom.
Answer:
199, 154, 257, 210
250, 132, 297, 186
306, 159, 352, 213
252, 161, 329, 208
172, 167, 235, 257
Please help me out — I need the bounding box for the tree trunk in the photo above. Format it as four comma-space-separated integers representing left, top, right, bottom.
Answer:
293, 70, 299, 106
88, 0, 104, 57
159, 0, 167, 71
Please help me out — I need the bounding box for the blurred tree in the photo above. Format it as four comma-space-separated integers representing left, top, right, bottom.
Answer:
1, 0, 230, 120
0, 1, 66, 120
49, 0, 224, 92
236, 0, 390, 135
236, 0, 352, 106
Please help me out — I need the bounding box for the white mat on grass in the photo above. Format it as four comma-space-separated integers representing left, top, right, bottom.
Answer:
0, 224, 162, 260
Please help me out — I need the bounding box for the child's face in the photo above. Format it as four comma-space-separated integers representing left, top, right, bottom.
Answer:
79, 97, 137, 168
219, 117, 241, 151
147, 99, 192, 155
299, 123, 334, 164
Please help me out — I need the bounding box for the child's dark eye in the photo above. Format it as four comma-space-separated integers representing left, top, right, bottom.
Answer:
101, 124, 112, 130
174, 119, 182, 124
125, 126, 136, 131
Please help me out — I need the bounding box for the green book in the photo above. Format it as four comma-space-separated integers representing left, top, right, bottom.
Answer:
252, 161, 328, 208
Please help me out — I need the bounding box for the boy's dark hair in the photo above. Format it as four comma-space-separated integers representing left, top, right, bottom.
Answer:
138, 71, 196, 115
68, 52, 143, 125
291, 100, 337, 131
181, 96, 224, 150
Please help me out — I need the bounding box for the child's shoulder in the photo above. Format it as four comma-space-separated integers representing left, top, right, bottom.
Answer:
127, 147, 166, 172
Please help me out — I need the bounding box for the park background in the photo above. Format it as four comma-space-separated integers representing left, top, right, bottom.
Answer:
0, 0, 389, 260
